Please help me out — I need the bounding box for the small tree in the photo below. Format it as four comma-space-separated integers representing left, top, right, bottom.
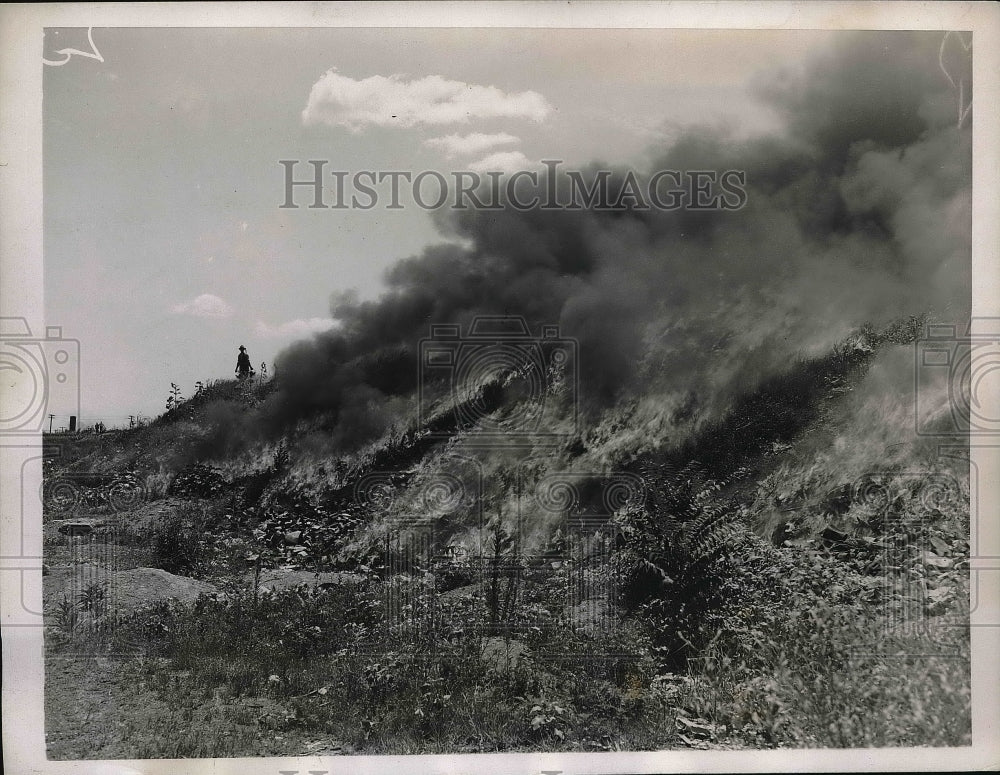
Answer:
165, 382, 183, 412
485, 514, 522, 635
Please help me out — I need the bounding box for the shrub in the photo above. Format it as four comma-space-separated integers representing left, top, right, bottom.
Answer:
169, 464, 228, 498
150, 503, 214, 575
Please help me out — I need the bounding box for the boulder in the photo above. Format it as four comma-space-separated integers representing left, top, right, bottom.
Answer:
111, 568, 218, 612
675, 715, 718, 739
57, 520, 107, 537
820, 526, 849, 547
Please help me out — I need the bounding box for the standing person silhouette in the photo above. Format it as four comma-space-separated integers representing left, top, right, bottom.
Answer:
235, 345, 254, 380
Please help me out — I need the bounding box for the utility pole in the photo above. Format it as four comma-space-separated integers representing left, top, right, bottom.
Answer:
48, 414, 54, 433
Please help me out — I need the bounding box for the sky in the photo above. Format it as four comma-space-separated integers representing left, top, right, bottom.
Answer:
43, 27, 843, 423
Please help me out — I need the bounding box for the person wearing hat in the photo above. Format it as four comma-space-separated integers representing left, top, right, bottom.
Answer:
235, 345, 254, 380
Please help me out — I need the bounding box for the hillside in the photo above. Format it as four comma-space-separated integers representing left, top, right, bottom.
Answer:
42, 314, 971, 756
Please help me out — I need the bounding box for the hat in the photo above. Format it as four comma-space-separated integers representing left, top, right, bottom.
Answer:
239, 345, 246, 351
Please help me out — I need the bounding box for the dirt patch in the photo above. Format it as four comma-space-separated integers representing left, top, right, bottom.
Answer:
110, 568, 218, 612
45, 566, 217, 617
45, 651, 306, 759
45, 653, 129, 759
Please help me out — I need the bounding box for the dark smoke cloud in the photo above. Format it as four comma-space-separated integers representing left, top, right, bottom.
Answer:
266, 31, 971, 450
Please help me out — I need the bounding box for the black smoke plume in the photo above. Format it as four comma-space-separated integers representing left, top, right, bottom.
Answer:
265, 31, 971, 452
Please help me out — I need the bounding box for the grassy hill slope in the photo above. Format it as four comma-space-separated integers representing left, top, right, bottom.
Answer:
42, 316, 970, 755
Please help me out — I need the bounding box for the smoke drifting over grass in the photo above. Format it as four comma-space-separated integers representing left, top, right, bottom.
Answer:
268, 32, 971, 451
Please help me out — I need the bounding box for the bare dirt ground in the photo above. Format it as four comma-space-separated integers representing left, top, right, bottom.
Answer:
45, 653, 135, 759
42, 499, 363, 759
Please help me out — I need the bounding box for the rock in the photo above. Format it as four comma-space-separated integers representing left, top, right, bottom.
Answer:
300, 739, 351, 755
925, 586, 954, 616
676, 715, 721, 739
928, 535, 951, 556
282, 530, 303, 545
57, 521, 105, 536
820, 526, 849, 548
923, 552, 952, 569
169, 464, 228, 498
677, 733, 710, 749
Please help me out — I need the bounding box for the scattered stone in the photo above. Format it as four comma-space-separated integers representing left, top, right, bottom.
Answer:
169, 464, 228, 498
925, 586, 954, 616
923, 552, 952, 569
928, 535, 951, 556
675, 715, 717, 739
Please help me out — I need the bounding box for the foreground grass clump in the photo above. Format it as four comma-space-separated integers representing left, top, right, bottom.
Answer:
89, 575, 687, 756
664, 574, 970, 748
69, 512, 970, 760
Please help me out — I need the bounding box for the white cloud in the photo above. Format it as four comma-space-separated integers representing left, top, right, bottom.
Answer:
302, 70, 550, 131
255, 317, 338, 339
170, 293, 233, 319
424, 132, 520, 159
467, 150, 537, 174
